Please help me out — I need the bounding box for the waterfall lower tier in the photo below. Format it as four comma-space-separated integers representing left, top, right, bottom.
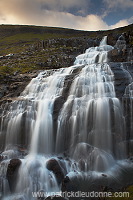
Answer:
0, 37, 133, 200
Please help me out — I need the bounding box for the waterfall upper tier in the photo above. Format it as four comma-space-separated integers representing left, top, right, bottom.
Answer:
74, 41, 113, 65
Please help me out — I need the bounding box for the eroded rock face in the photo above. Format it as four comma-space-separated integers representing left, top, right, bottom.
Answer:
115, 34, 126, 51
110, 62, 132, 98
6, 159, 21, 192
108, 32, 133, 63
0, 71, 38, 101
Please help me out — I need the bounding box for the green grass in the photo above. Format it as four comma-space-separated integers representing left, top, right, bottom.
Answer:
0, 24, 132, 76
0, 32, 75, 44
0, 26, 71, 55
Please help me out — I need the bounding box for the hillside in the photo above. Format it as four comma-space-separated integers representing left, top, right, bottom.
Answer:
0, 24, 133, 100
0, 24, 133, 73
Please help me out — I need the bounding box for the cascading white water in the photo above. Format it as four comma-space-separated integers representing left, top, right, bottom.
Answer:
29, 68, 74, 155
1, 68, 74, 153
0, 36, 132, 200
56, 37, 126, 171
0, 67, 77, 200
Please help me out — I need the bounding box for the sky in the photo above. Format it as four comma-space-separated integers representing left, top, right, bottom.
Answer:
0, 0, 133, 31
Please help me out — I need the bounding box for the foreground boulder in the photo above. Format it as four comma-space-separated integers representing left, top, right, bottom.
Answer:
46, 158, 65, 184
6, 159, 21, 192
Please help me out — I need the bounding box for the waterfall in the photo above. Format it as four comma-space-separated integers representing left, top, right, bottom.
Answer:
99, 35, 107, 46
28, 68, 74, 155
0, 36, 133, 200
56, 37, 126, 171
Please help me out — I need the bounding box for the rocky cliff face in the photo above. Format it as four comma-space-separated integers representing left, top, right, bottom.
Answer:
108, 34, 133, 156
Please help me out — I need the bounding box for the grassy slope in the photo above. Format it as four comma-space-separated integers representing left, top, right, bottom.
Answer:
0, 24, 133, 76
0, 25, 90, 75
0, 24, 132, 55
0, 25, 90, 55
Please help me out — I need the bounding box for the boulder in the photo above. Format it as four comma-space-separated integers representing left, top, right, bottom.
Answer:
46, 158, 65, 184
61, 174, 114, 200
6, 159, 21, 192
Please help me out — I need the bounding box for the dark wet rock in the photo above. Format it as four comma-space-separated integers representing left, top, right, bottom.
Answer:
0, 71, 39, 100
0, 154, 5, 161
62, 175, 91, 192
107, 33, 117, 46
110, 62, 133, 98
108, 49, 119, 57
62, 176, 71, 192
0, 85, 8, 98
62, 174, 103, 199
6, 159, 21, 192
57, 156, 63, 160
129, 157, 133, 162
108, 48, 128, 62
46, 158, 65, 184
102, 174, 107, 177
108, 32, 133, 63
53, 96, 65, 121
61, 171, 133, 200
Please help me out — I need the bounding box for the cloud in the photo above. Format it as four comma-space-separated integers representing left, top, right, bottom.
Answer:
110, 16, 133, 29
103, 0, 133, 10
0, 0, 132, 31
102, 0, 133, 17
0, 0, 109, 31
100, 0, 133, 20
0, 0, 88, 18
0, 0, 102, 30
110, 19, 129, 29
39, 0, 88, 11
